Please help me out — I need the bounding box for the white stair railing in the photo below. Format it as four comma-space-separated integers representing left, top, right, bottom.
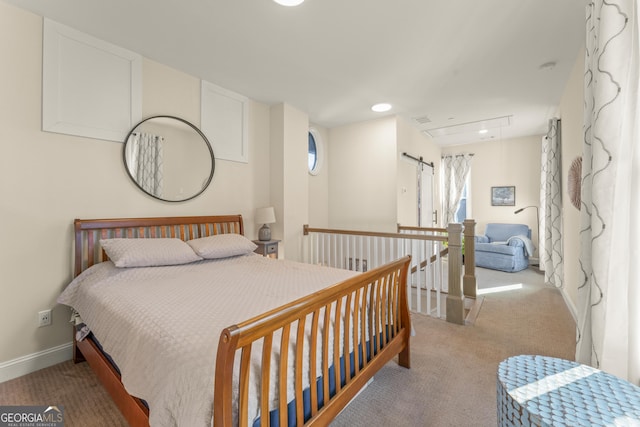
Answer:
396, 225, 447, 318
302, 221, 476, 324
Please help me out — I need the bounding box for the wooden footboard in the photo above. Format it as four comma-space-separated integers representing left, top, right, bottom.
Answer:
74, 335, 149, 425
70, 216, 411, 427
214, 256, 411, 426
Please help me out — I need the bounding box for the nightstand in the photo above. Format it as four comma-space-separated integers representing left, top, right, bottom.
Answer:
253, 240, 280, 259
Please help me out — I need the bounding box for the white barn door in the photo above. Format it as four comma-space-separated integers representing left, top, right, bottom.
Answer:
418, 163, 435, 227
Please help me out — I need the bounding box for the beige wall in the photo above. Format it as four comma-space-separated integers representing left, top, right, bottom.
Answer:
328, 116, 398, 231
0, 2, 271, 365
442, 135, 543, 252
269, 103, 309, 262
558, 46, 585, 314
327, 116, 440, 231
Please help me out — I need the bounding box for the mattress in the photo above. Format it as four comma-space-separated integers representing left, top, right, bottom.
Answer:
57, 253, 358, 426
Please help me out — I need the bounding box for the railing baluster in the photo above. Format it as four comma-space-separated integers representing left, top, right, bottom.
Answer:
239, 345, 252, 427
374, 237, 379, 270
340, 235, 344, 269
330, 234, 334, 267
322, 305, 330, 405
261, 334, 273, 427
333, 235, 337, 269
352, 288, 362, 375
310, 310, 320, 415
381, 238, 386, 266
302, 223, 472, 323
279, 325, 291, 427
415, 238, 421, 314
333, 298, 342, 394
295, 317, 306, 426
353, 235, 357, 271
366, 236, 371, 272
358, 235, 363, 272
343, 293, 352, 384
346, 235, 351, 270
404, 239, 420, 313
436, 242, 441, 317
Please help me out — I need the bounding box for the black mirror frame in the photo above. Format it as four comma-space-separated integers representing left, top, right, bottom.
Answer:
123, 115, 215, 203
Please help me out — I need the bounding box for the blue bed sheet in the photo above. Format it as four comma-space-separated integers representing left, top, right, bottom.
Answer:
254, 331, 387, 427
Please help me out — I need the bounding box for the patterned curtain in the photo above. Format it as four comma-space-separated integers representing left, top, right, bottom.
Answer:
576, 0, 640, 385
541, 118, 563, 287
538, 135, 547, 269
126, 132, 164, 197
441, 154, 472, 225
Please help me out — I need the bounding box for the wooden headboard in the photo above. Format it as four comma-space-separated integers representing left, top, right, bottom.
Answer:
73, 215, 244, 277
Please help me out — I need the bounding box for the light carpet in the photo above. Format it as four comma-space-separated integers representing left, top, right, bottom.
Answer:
332, 266, 575, 426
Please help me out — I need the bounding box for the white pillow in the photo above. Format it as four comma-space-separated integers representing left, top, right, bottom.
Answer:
101, 238, 202, 267
187, 234, 257, 259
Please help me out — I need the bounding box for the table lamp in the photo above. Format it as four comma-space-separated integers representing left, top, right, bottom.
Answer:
255, 207, 276, 241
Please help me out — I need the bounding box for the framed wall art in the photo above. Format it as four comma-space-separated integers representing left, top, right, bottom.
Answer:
491, 186, 516, 206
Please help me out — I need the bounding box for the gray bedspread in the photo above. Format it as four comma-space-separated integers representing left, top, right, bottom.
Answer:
57, 254, 357, 426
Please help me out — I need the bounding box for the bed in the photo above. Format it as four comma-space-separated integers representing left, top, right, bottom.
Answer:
59, 215, 411, 426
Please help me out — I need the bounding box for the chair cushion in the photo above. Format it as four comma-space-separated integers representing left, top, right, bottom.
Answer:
476, 242, 520, 256
475, 235, 490, 244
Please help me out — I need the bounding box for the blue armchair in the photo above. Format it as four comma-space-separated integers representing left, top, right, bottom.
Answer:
474, 223, 533, 272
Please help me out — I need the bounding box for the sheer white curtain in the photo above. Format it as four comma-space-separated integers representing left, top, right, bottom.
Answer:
441, 154, 472, 225
576, 0, 640, 385
540, 119, 563, 287
126, 132, 164, 197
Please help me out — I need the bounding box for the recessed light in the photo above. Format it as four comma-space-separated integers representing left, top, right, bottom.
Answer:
273, 0, 304, 6
479, 129, 488, 134
371, 103, 392, 113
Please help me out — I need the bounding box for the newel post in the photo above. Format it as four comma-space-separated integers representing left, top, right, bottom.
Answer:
446, 223, 465, 325
463, 219, 477, 299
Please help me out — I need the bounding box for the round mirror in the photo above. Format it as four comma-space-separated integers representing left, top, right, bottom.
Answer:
123, 116, 215, 202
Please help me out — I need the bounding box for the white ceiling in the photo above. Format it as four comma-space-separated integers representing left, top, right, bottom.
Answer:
6, 0, 588, 146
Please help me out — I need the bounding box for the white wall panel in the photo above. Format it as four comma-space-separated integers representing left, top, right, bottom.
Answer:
42, 19, 141, 142
201, 81, 249, 163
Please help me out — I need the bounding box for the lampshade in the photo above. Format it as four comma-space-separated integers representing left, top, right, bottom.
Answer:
255, 207, 276, 224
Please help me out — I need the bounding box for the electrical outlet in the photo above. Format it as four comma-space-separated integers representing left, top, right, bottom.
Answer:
38, 309, 52, 327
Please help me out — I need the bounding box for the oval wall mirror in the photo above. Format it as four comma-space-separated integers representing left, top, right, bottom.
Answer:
123, 116, 215, 202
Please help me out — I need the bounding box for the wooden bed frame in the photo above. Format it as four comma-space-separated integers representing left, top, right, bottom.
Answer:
71, 215, 411, 426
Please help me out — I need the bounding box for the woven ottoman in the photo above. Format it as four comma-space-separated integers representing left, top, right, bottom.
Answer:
497, 355, 640, 426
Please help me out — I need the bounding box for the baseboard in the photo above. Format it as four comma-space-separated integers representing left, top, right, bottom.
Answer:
0, 342, 73, 383
559, 287, 578, 323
